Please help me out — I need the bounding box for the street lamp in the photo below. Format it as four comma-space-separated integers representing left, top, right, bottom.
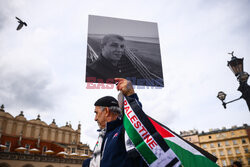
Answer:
227, 52, 243, 77
217, 51, 250, 111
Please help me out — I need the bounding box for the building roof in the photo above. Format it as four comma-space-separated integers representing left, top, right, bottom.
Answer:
0, 107, 80, 132
199, 124, 249, 136
0, 111, 14, 119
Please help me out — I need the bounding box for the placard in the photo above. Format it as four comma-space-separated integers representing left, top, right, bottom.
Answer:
86, 15, 164, 87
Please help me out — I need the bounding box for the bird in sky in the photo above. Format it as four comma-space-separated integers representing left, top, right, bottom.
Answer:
228, 51, 234, 57
16, 17, 27, 30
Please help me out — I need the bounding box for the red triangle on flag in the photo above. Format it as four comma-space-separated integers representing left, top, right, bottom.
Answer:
149, 117, 174, 138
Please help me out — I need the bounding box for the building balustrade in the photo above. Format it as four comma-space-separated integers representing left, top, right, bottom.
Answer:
0, 152, 84, 164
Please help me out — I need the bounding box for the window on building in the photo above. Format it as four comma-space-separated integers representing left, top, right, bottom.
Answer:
202, 144, 207, 149
242, 138, 246, 144
231, 132, 235, 136
233, 140, 237, 145
225, 141, 229, 146
230, 159, 234, 165
248, 158, 250, 165
209, 136, 212, 139
212, 152, 216, 156
210, 143, 215, 148
25, 144, 30, 154
227, 149, 232, 155
221, 160, 227, 167
72, 147, 76, 153
244, 148, 248, 153
235, 148, 240, 154
4, 141, 11, 152
218, 142, 221, 147
220, 150, 224, 156
85, 149, 88, 155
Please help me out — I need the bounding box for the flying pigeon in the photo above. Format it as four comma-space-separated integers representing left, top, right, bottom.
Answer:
228, 51, 234, 56
16, 17, 27, 30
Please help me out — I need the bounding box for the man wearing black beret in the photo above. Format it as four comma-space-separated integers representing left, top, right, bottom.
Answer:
82, 78, 146, 167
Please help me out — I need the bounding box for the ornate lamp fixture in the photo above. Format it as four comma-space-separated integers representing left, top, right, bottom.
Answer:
217, 51, 250, 111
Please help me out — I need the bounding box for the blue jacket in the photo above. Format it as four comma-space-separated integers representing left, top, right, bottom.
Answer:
83, 94, 147, 167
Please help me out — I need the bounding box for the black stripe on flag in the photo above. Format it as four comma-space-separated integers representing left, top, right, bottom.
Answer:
165, 157, 179, 167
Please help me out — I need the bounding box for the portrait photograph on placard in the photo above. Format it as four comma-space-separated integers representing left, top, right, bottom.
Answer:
85, 15, 164, 87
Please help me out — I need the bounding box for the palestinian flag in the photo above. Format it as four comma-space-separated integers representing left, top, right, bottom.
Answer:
123, 96, 218, 167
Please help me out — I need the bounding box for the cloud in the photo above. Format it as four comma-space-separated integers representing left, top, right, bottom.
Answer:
0, 67, 54, 109
0, 2, 62, 114
0, 1, 12, 30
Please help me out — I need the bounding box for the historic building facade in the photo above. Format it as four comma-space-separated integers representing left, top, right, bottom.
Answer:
0, 105, 92, 167
181, 124, 250, 167
180, 129, 200, 147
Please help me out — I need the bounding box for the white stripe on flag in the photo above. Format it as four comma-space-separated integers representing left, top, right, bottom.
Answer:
166, 136, 203, 156
150, 149, 181, 167
124, 131, 135, 152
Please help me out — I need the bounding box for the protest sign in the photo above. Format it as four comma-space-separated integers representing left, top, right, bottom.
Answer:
86, 15, 164, 87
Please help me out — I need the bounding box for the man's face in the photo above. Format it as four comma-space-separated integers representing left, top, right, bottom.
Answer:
94, 106, 107, 129
102, 38, 125, 62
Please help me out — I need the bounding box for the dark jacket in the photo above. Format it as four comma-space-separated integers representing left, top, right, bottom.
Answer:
86, 55, 144, 83
83, 94, 147, 167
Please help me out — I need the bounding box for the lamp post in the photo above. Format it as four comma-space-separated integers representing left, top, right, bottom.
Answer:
217, 51, 250, 111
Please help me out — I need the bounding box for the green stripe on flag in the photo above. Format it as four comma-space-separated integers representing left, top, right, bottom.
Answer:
165, 139, 219, 167
124, 116, 157, 164
136, 140, 157, 164
123, 116, 142, 145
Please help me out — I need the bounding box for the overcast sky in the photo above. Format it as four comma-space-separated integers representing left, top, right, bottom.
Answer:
0, 0, 249, 149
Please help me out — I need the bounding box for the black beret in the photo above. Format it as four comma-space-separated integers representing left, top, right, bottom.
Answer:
94, 96, 119, 107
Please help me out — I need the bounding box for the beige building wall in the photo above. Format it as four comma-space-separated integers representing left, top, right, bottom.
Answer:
42, 128, 48, 140
16, 122, 23, 135
58, 131, 63, 143
25, 124, 32, 138
199, 126, 250, 167
182, 134, 200, 147
180, 129, 200, 147
71, 134, 76, 143
0, 106, 92, 167
0, 111, 81, 145
6, 120, 13, 134
0, 109, 93, 156
51, 129, 56, 141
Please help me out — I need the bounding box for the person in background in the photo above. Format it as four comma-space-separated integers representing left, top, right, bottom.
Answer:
232, 161, 242, 167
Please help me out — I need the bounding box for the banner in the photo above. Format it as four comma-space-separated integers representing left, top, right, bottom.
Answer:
123, 96, 181, 166
123, 96, 218, 167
